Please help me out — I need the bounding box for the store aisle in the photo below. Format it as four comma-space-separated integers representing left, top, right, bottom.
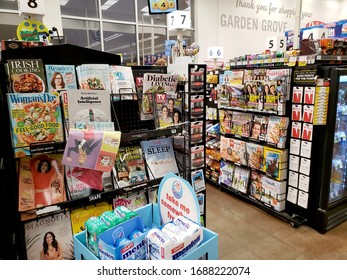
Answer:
206, 184, 347, 260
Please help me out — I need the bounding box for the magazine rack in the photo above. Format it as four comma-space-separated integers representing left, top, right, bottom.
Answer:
73, 203, 218, 260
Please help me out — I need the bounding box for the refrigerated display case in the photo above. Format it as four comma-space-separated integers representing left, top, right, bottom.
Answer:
313, 67, 347, 233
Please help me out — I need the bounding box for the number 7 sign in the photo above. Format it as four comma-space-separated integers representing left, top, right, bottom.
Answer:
167, 11, 191, 31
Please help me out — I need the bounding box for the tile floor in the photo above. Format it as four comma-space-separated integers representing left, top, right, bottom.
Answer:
206, 183, 347, 260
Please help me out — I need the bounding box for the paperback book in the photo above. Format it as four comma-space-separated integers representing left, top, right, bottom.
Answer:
114, 145, 148, 187
6, 58, 46, 93
62, 128, 121, 172
18, 154, 66, 211
7, 92, 64, 156
141, 138, 179, 179
65, 89, 111, 132
24, 211, 74, 260
45, 64, 77, 93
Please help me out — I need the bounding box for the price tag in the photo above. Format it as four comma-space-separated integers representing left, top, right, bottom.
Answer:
288, 56, 297, 66
265, 36, 286, 52
167, 10, 191, 31
207, 46, 224, 59
298, 56, 308, 66
302, 28, 329, 40
18, 0, 45, 15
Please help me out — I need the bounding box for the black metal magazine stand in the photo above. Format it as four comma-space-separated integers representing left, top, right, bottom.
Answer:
0, 44, 123, 259
206, 63, 307, 228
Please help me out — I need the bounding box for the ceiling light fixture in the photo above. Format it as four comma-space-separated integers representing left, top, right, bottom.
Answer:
101, 0, 120, 10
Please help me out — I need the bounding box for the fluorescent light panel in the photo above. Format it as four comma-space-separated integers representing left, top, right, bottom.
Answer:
101, 0, 120, 10
60, 0, 69, 6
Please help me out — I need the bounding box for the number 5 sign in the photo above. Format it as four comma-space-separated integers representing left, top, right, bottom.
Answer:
265, 36, 286, 52
167, 10, 191, 31
207, 46, 224, 59
18, 0, 46, 16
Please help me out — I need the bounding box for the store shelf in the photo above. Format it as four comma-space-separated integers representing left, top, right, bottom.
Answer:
316, 55, 347, 62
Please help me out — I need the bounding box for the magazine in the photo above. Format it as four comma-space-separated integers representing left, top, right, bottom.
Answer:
18, 154, 66, 211
266, 116, 289, 148
260, 176, 287, 211
141, 138, 179, 179
76, 64, 111, 91
246, 142, 264, 171
231, 166, 250, 194
65, 165, 104, 200
249, 171, 264, 200
45, 64, 77, 93
7, 92, 64, 155
250, 115, 269, 141
220, 136, 246, 165
263, 147, 288, 180
62, 128, 121, 172
154, 92, 183, 128
219, 109, 232, 134
24, 211, 74, 260
65, 89, 111, 132
142, 73, 179, 124
219, 160, 235, 188
70, 202, 112, 234
113, 191, 147, 210
231, 111, 253, 137
109, 65, 136, 100
6, 58, 46, 93
113, 146, 148, 187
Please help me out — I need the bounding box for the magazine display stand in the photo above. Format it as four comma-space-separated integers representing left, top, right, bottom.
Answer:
207, 64, 307, 228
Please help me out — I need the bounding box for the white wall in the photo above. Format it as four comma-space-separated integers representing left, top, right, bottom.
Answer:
42, 0, 63, 35
195, 0, 346, 62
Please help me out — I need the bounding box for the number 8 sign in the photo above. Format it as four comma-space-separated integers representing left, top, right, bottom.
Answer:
18, 0, 46, 16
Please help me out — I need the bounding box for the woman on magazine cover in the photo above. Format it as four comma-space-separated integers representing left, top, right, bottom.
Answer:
66, 130, 103, 166
30, 155, 61, 208
173, 110, 182, 125
159, 105, 173, 127
50, 72, 65, 91
40, 231, 63, 260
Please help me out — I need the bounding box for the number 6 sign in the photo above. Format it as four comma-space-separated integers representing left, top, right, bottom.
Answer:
18, 0, 46, 16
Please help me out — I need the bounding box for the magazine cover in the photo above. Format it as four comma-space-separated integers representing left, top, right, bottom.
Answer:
266, 116, 289, 148
263, 80, 279, 112
6, 58, 46, 93
7, 92, 64, 154
219, 109, 232, 134
219, 160, 234, 188
244, 82, 259, 110
250, 115, 269, 141
260, 176, 287, 211
114, 146, 148, 187
18, 154, 66, 211
109, 65, 136, 100
65, 89, 111, 131
62, 128, 121, 172
141, 138, 179, 179
45, 64, 77, 93
24, 211, 74, 260
231, 111, 253, 137
246, 142, 264, 171
220, 136, 246, 165
154, 92, 183, 128
142, 73, 179, 123
76, 64, 111, 91
263, 147, 288, 180
70, 202, 112, 234
231, 166, 250, 194
113, 191, 147, 210
249, 171, 264, 200
65, 165, 104, 200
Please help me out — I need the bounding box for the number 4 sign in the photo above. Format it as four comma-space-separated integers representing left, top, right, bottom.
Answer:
18, 0, 46, 15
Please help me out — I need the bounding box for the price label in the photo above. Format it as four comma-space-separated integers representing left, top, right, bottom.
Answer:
265, 36, 286, 52
18, 0, 45, 15
167, 11, 191, 31
207, 46, 223, 59
302, 28, 329, 40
